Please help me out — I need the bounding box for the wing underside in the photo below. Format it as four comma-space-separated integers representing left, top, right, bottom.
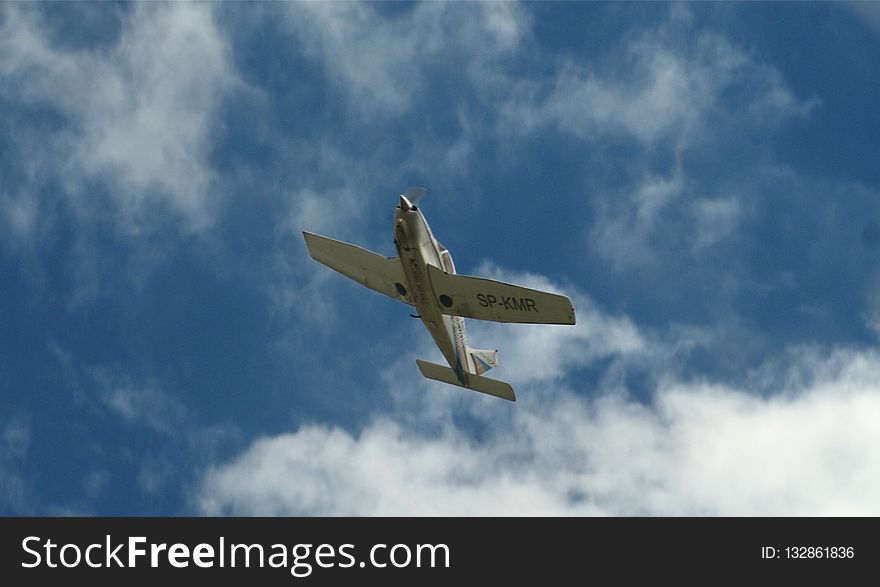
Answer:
427, 264, 575, 325
303, 231, 412, 305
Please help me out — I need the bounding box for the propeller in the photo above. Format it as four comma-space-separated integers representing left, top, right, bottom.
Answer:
390, 186, 431, 231
402, 186, 430, 204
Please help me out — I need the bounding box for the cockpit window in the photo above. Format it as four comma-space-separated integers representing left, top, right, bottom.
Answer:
440, 249, 456, 274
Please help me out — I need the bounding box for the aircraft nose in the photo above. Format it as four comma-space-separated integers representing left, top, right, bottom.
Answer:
399, 194, 413, 211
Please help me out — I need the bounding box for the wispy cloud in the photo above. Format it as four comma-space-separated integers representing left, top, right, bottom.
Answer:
41, 342, 241, 512
485, 9, 817, 278
846, 1, 880, 35
0, 3, 238, 237
284, 2, 527, 117
0, 416, 31, 513
590, 170, 688, 272
98, 382, 188, 436
0, 191, 39, 244
499, 21, 814, 149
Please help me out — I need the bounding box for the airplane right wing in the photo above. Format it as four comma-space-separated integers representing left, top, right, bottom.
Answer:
427, 264, 575, 325
303, 231, 412, 305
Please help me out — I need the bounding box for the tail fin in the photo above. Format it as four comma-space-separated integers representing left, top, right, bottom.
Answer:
468, 347, 499, 375
416, 359, 515, 401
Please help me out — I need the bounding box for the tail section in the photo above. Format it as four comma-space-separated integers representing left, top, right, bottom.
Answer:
468, 347, 498, 375
416, 359, 515, 401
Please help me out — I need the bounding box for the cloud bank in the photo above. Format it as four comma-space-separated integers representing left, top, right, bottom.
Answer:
199, 269, 880, 516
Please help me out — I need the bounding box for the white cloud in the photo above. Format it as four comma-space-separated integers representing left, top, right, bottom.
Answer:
500, 25, 813, 149
590, 171, 687, 271
285, 187, 367, 239
199, 365, 880, 515
100, 384, 187, 435
284, 3, 527, 116
0, 192, 39, 243
268, 182, 382, 330
691, 197, 743, 251
81, 470, 110, 501
2, 418, 30, 461
594, 175, 746, 271
137, 456, 174, 496
41, 343, 243, 511
466, 264, 645, 384
846, 1, 880, 35
0, 3, 237, 235
488, 11, 814, 274
197, 266, 880, 516
266, 2, 529, 198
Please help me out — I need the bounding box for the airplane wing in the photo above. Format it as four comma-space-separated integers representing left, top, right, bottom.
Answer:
427, 264, 575, 325
303, 231, 412, 305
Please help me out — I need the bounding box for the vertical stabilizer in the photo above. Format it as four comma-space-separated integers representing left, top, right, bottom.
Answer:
468, 348, 499, 375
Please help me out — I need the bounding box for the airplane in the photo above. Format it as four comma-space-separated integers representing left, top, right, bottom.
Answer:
302, 188, 576, 401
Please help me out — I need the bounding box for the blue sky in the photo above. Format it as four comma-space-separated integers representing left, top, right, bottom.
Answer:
2, 2, 879, 515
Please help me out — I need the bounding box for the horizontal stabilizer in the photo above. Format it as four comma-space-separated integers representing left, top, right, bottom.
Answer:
303, 231, 412, 305
416, 359, 516, 401
427, 264, 575, 325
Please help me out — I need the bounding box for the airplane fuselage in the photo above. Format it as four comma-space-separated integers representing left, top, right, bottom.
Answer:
393, 196, 472, 384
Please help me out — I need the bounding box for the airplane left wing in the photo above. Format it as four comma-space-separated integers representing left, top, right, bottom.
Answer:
427, 264, 575, 325
303, 231, 412, 305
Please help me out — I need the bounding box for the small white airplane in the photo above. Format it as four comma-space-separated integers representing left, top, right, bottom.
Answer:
303, 188, 576, 401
